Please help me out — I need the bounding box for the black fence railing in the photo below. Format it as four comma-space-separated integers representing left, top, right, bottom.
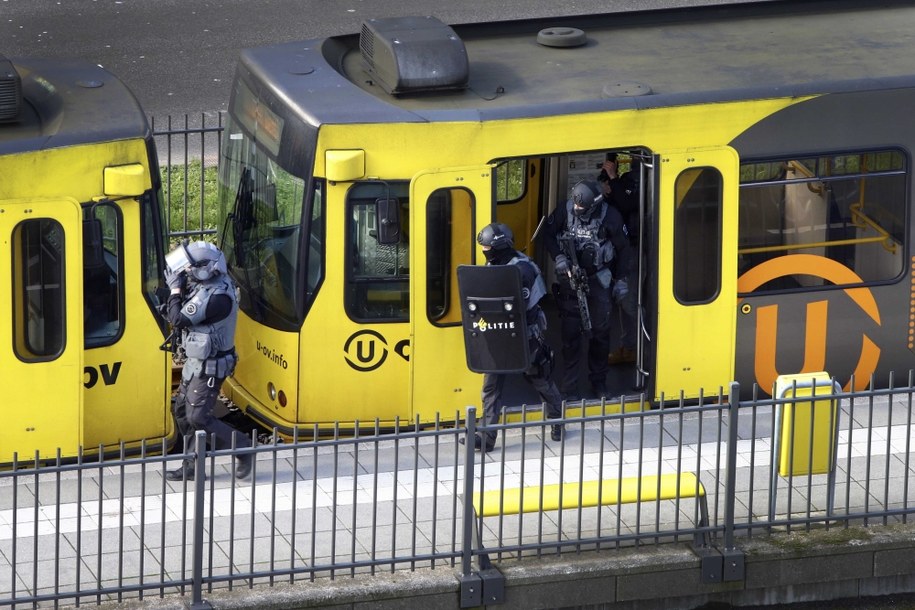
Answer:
2, 376, 914, 607
151, 113, 224, 242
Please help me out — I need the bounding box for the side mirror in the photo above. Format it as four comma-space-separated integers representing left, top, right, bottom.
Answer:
103, 163, 147, 197
375, 197, 401, 245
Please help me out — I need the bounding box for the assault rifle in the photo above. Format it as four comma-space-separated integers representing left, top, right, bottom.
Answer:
159, 327, 182, 354
156, 290, 183, 354
558, 235, 592, 335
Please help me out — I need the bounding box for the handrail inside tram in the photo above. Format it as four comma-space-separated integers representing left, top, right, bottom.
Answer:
738, 203, 897, 256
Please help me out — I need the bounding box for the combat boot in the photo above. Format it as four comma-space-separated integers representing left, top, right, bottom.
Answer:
460, 434, 496, 453
165, 462, 202, 482
235, 454, 254, 479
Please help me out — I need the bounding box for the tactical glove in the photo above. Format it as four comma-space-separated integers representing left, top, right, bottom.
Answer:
165, 268, 187, 292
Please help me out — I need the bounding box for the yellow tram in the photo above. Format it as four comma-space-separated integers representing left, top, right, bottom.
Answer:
0, 55, 173, 464
215, 0, 915, 436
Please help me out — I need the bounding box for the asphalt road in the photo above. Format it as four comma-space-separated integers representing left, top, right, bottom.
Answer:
2, 0, 772, 120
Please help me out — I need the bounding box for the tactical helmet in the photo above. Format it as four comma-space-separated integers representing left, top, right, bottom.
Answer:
165, 240, 227, 282
477, 222, 514, 250
571, 180, 603, 212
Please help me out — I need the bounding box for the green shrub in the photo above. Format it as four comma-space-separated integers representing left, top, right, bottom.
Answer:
160, 160, 220, 235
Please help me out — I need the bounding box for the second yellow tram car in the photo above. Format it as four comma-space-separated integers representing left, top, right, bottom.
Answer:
0, 56, 173, 464
216, 0, 915, 436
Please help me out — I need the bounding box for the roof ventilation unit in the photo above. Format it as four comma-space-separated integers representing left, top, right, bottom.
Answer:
360, 16, 469, 95
0, 54, 22, 122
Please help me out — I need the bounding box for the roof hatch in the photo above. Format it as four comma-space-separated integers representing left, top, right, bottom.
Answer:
360, 16, 469, 96
0, 54, 22, 122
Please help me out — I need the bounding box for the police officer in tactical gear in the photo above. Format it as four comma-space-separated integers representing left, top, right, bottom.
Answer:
599, 155, 641, 365
544, 179, 631, 400
464, 223, 564, 452
163, 240, 253, 481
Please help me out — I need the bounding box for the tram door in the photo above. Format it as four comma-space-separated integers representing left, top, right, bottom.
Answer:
409, 167, 492, 418
654, 148, 739, 400
632, 153, 657, 392
0, 198, 84, 462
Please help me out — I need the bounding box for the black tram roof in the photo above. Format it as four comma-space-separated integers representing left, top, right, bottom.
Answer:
0, 57, 150, 156
236, 0, 915, 129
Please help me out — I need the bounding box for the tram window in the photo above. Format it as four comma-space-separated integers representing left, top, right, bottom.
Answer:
673, 167, 723, 304
13, 219, 66, 360
426, 187, 475, 325
218, 113, 308, 328
345, 182, 410, 322
738, 150, 906, 292
84, 203, 122, 347
494, 159, 526, 203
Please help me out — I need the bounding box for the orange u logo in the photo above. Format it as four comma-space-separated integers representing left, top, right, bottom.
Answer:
738, 254, 881, 392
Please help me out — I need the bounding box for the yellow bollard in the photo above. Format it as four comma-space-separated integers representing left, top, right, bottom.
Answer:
774, 372, 839, 477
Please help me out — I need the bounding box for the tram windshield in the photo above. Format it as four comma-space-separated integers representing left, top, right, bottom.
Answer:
218, 114, 323, 330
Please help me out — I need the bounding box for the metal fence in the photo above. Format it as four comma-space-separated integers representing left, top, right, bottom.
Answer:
2, 376, 914, 608
151, 113, 224, 241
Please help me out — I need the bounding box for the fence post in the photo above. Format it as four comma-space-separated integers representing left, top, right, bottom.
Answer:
724, 382, 740, 549
721, 381, 745, 581
460, 407, 477, 577
190, 430, 212, 610
458, 407, 485, 608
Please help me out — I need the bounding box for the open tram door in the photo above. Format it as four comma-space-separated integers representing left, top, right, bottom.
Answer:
653, 148, 739, 401
630, 151, 656, 395
0, 198, 84, 463
409, 167, 492, 421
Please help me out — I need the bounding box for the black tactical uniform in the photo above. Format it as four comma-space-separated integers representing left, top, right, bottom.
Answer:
466, 223, 564, 453
600, 156, 641, 364
544, 180, 631, 399
163, 241, 253, 481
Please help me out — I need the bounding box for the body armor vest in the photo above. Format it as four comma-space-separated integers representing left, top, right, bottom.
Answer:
180, 274, 239, 360
508, 253, 548, 335
564, 200, 614, 272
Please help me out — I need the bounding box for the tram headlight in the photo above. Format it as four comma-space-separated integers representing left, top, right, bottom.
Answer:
267, 382, 287, 408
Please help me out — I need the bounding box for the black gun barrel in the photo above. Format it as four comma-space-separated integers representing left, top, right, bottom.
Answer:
559, 236, 592, 335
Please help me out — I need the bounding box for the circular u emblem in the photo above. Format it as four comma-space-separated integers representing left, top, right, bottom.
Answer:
343, 330, 388, 372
